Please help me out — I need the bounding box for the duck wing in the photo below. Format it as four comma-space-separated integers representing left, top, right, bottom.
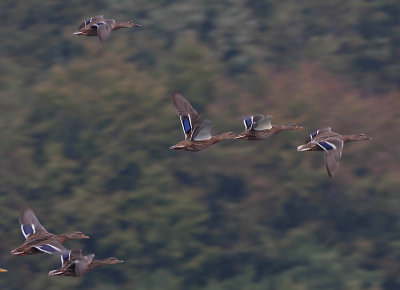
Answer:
78, 15, 104, 30
61, 249, 82, 267
76, 254, 95, 276
241, 114, 272, 133
33, 238, 69, 255
172, 93, 202, 140
316, 138, 344, 178
192, 119, 213, 141
19, 207, 48, 239
242, 114, 261, 133
306, 127, 333, 143
96, 19, 115, 41
253, 115, 273, 131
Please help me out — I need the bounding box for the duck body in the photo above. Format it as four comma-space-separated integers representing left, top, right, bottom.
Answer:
235, 115, 302, 141
170, 133, 236, 151
170, 93, 236, 152
73, 15, 141, 41
12, 232, 63, 256
297, 127, 372, 177
11, 207, 89, 256
48, 249, 124, 277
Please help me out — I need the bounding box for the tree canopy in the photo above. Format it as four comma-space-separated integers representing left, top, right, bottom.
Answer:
0, 0, 399, 289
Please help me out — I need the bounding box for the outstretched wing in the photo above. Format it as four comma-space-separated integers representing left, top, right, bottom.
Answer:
78, 15, 104, 30
172, 93, 201, 140
316, 138, 344, 178
192, 119, 213, 141
76, 254, 95, 276
61, 249, 82, 267
307, 127, 332, 143
253, 115, 273, 131
34, 238, 69, 255
19, 207, 48, 239
242, 115, 260, 132
95, 19, 115, 41
61, 252, 69, 267
242, 114, 272, 133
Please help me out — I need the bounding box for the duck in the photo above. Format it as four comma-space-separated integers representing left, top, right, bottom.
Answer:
11, 207, 89, 256
235, 114, 303, 141
48, 249, 124, 277
297, 127, 372, 178
73, 15, 141, 41
170, 93, 236, 152
0, 268, 7, 272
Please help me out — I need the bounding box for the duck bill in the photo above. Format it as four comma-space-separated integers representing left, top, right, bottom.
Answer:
0, 268, 7, 273
81, 234, 90, 239
297, 144, 310, 152
73, 31, 85, 35
296, 125, 303, 130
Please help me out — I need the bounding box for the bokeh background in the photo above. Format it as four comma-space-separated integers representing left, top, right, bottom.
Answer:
0, 0, 399, 289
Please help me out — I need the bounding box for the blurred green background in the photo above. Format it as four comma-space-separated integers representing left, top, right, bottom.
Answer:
0, 0, 399, 289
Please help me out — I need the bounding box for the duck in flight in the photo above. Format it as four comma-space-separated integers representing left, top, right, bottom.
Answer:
11, 207, 89, 256
49, 249, 124, 277
170, 93, 236, 152
297, 127, 372, 177
236, 114, 302, 141
73, 15, 141, 41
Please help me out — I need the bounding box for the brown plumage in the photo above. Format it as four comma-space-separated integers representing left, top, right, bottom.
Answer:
297, 127, 372, 178
170, 93, 236, 152
48, 249, 124, 277
73, 15, 141, 41
11, 207, 89, 256
235, 114, 303, 141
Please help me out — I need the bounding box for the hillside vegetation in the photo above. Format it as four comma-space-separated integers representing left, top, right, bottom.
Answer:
0, 0, 399, 289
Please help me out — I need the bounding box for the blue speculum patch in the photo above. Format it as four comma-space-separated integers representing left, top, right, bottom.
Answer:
311, 131, 318, 139
183, 118, 191, 133
62, 253, 69, 261
23, 225, 34, 236
319, 141, 333, 150
245, 117, 252, 128
40, 244, 57, 253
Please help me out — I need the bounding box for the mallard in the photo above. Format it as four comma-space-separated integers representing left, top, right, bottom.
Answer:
11, 207, 89, 256
235, 114, 303, 141
170, 93, 236, 152
0, 268, 7, 272
297, 127, 372, 177
48, 249, 124, 277
73, 15, 141, 41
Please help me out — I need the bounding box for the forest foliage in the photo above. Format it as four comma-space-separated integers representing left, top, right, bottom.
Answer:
0, 0, 399, 289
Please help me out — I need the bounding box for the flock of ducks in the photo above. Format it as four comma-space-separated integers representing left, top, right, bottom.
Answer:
170, 93, 372, 178
10, 207, 123, 277
72, 15, 372, 177
2, 14, 372, 278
